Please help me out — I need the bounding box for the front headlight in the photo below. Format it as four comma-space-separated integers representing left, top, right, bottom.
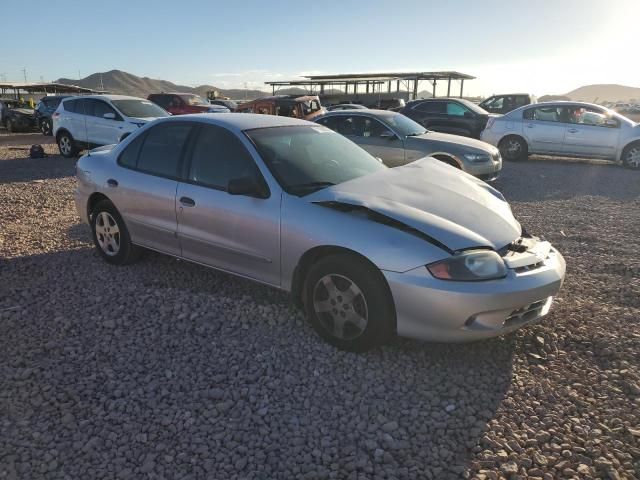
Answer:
427, 250, 507, 281
463, 152, 491, 163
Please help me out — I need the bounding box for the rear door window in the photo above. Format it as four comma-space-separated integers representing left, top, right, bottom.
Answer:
414, 101, 445, 114
524, 106, 566, 122
136, 123, 193, 178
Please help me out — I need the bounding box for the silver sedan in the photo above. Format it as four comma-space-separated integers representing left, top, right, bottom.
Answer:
315, 109, 502, 180
75, 113, 565, 352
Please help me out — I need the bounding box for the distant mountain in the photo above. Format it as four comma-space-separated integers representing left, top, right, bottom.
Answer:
55, 70, 269, 101
562, 84, 640, 103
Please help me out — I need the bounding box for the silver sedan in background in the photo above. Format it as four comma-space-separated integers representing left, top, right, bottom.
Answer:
315, 109, 502, 180
481, 101, 640, 169
75, 114, 565, 352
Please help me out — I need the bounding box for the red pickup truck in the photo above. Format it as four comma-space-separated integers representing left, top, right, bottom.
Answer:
147, 93, 229, 115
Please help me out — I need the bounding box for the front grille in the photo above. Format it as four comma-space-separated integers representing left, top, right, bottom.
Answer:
504, 298, 549, 327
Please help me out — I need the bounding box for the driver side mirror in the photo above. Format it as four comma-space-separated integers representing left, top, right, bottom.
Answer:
380, 130, 397, 140
103, 112, 116, 120
604, 118, 618, 128
463, 111, 474, 119
228, 176, 269, 199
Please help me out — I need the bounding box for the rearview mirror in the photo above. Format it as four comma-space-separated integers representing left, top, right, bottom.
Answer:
103, 112, 116, 120
228, 176, 268, 198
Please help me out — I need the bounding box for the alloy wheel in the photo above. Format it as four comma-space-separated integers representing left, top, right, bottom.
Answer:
95, 212, 121, 256
59, 136, 71, 156
41, 120, 50, 135
625, 146, 640, 169
312, 274, 368, 340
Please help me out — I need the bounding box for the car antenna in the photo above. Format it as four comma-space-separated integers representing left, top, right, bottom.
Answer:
82, 94, 90, 157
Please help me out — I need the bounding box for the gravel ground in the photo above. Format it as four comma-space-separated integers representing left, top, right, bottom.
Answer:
0, 136, 639, 480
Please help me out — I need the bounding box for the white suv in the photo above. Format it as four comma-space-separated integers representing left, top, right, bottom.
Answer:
53, 95, 169, 157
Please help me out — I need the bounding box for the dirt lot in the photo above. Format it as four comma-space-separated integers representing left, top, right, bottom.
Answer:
1, 133, 639, 480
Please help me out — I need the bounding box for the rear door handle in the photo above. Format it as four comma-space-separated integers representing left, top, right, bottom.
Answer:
106, 179, 118, 187
568, 128, 578, 133
179, 196, 195, 207
526, 124, 535, 128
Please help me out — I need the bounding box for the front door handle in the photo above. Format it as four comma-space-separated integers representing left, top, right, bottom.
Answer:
567, 128, 578, 133
179, 196, 195, 207
526, 123, 535, 128
106, 179, 118, 187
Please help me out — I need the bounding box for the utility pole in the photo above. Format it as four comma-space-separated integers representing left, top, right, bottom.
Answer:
21, 67, 27, 83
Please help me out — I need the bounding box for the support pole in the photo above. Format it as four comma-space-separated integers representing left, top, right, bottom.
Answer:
432, 80, 436, 98
460, 79, 464, 98
412, 78, 418, 100
447, 78, 451, 97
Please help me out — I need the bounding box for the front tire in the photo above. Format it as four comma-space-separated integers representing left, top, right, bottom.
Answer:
90, 200, 141, 265
304, 254, 395, 352
57, 131, 77, 158
499, 135, 528, 161
622, 142, 640, 170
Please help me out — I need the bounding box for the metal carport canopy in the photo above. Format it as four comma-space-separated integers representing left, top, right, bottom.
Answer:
0, 82, 99, 95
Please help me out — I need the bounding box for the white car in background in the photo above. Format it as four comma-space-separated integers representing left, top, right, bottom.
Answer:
53, 95, 169, 157
481, 101, 640, 169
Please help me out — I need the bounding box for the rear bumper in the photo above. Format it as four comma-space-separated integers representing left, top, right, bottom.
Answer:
383, 248, 566, 342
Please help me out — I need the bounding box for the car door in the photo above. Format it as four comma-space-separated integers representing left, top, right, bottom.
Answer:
176, 124, 281, 286
109, 122, 193, 255
521, 106, 568, 154
90, 99, 125, 145
64, 98, 90, 143
350, 115, 406, 167
562, 105, 620, 159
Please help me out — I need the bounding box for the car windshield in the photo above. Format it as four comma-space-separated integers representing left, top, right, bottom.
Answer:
111, 100, 169, 118
246, 125, 386, 196
458, 98, 490, 115
180, 94, 209, 106
384, 113, 426, 136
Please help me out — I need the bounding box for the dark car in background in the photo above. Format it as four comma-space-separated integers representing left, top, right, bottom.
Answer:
479, 93, 536, 114
35, 95, 69, 135
0, 99, 36, 132
209, 99, 238, 111
399, 98, 493, 139
147, 93, 229, 115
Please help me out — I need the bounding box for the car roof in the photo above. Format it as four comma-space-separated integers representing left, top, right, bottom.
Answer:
320, 108, 396, 117
150, 112, 316, 131
64, 94, 148, 101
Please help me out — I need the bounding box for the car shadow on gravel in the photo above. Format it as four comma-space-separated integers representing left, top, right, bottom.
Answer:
494, 160, 640, 202
0, 155, 76, 184
2, 246, 517, 478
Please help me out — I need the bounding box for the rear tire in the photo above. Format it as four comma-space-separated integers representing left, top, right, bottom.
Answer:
57, 131, 78, 158
40, 118, 52, 136
90, 200, 141, 265
621, 141, 640, 170
499, 135, 528, 161
304, 253, 395, 352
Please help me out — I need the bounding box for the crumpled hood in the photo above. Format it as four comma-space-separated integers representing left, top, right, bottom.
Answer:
12, 108, 34, 116
411, 131, 498, 153
306, 158, 521, 251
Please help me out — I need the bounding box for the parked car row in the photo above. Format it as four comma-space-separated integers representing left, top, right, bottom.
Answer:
74, 113, 566, 351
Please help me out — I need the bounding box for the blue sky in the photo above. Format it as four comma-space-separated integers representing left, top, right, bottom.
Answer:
2, 0, 637, 96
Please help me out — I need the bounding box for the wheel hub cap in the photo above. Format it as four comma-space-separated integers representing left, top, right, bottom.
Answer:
627, 147, 640, 168
313, 274, 368, 340
95, 212, 120, 256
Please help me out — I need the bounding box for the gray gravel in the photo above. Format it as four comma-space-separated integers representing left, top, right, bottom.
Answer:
1, 138, 639, 480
